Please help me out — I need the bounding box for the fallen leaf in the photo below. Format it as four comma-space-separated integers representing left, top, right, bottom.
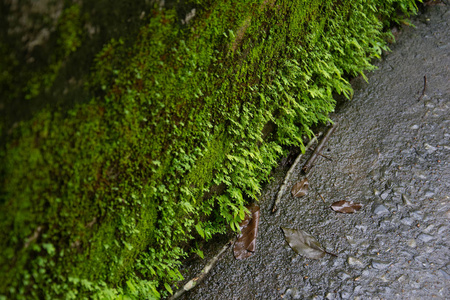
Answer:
291, 178, 309, 197
282, 227, 333, 259
234, 203, 260, 260
331, 200, 362, 213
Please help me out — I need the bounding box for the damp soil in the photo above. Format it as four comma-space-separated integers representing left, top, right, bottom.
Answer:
175, 3, 450, 299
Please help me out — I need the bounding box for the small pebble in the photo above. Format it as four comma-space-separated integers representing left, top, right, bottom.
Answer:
353, 287, 362, 296
414, 254, 427, 263
422, 224, 434, 234
380, 219, 395, 230
338, 272, 351, 280
445, 210, 450, 219
372, 259, 391, 269
418, 233, 434, 242
402, 194, 413, 206
379, 274, 390, 282
285, 288, 299, 298
410, 124, 419, 130
380, 190, 391, 200
417, 174, 427, 180
359, 241, 370, 249
424, 101, 434, 108
374, 204, 390, 216
346, 236, 357, 247
393, 186, 406, 195
325, 293, 337, 300
410, 211, 424, 221
348, 256, 365, 268
355, 225, 367, 232
438, 225, 448, 235
424, 143, 437, 153
424, 246, 434, 254
424, 190, 435, 198
401, 217, 414, 226
439, 269, 450, 280
340, 291, 352, 299
407, 238, 417, 248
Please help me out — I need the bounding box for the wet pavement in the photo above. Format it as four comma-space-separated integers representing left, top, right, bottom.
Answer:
177, 3, 450, 299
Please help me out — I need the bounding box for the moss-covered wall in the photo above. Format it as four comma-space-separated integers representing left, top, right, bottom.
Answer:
0, 0, 418, 299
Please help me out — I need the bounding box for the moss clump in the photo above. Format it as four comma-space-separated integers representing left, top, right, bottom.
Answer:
0, 0, 418, 299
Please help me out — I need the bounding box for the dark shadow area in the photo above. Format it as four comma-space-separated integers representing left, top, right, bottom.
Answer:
0, 0, 198, 143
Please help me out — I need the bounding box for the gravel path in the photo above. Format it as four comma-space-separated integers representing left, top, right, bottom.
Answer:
178, 3, 450, 299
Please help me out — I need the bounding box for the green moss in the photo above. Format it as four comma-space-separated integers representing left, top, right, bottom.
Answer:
0, 0, 419, 299
185, 127, 228, 192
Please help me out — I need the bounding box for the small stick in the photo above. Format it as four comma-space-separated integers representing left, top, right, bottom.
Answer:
318, 192, 326, 204
325, 250, 338, 257
417, 75, 427, 102
318, 153, 333, 161
302, 123, 338, 174
169, 238, 234, 300
271, 133, 322, 213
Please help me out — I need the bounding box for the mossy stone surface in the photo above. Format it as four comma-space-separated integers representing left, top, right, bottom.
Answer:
0, 0, 418, 298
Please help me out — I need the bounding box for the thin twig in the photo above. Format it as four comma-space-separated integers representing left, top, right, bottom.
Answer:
24, 226, 43, 249
271, 133, 322, 214
318, 192, 326, 204
169, 238, 234, 300
302, 123, 338, 174
325, 250, 338, 257
417, 75, 427, 102
317, 153, 333, 161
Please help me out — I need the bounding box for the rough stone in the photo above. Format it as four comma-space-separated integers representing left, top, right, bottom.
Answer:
401, 217, 414, 226
402, 194, 413, 206
423, 190, 435, 199
439, 269, 450, 280
371, 260, 391, 269
410, 211, 424, 221
347, 256, 365, 268
338, 272, 351, 280
340, 291, 353, 299
325, 292, 337, 300
417, 233, 434, 243
407, 239, 417, 248
422, 224, 435, 234
373, 204, 390, 216
424, 143, 437, 154
380, 190, 391, 200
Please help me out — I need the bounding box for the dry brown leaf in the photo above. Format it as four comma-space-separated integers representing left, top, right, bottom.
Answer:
291, 178, 309, 197
330, 200, 362, 213
234, 203, 260, 260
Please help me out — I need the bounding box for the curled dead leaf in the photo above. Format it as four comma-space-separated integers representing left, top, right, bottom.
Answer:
234, 203, 260, 260
331, 200, 362, 213
291, 178, 309, 197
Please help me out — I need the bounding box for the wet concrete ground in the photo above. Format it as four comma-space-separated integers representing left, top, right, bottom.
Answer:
177, 3, 450, 299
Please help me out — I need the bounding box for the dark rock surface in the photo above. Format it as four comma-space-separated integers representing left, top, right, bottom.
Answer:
177, 2, 450, 299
